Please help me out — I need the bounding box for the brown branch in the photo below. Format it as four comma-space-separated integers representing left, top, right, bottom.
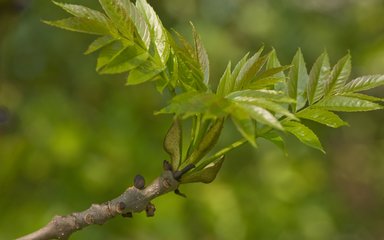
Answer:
17, 170, 180, 240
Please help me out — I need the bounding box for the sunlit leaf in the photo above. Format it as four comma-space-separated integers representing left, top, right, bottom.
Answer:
216, 62, 232, 96
156, 92, 230, 118
85, 35, 116, 55
237, 103, 283, 131
192, 24, 210, 87
248, 77, 285, 90
96, 41, 126, 71
288, 49, 309, 112
44, 17, 110, 35
136, 0, 170, 64
126, 60, 164, 85
307, 51, 330, 104
235, 47, 266, 90
342, 75, 384, 93
266, 49, 286, 92
283, 120, 324, 152
99, 46, 149, 74
99, 0, 135, 39
230, 107, 256, 147
227, 89, 295, 103
325, 53, 351, 96
260, 131, 286, 153
340, 93, 383, 102
295, 108, 348, 128
234, 98, 297, 120
315, 95, 383, 112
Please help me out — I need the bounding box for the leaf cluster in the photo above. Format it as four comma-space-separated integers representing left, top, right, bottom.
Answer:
46, 0, 384, 183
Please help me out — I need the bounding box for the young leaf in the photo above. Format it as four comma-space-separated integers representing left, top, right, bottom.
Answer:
99, 46, 149, 74
136, 0, 170, 64
236, 98, 297, 120
230, 107, 257, 147
53, 1, 106, 19
340, 93, 383, 102
96, 41, 126, 71
85, 35, 116, 55
235, 47, 266, 90
307, 51, 330, 104
266, 49, 286, 92
248, 77, 285, 90
324, 53, 351, 96
185, 119, 224, 165
44, 17, 111, 35
216, 62, 233, 96
342, 75, 384, 93
227, 89, 295, 103
315, 95, 383, 112
192, 24, 210, 87
126, 60, 164, 85
99, 0, 135, 39
260, 131, 286, 153
283, 120, 324, 152
288, 49, 309, 112
180, 156, 224, 184
156, 92, 230, 118
164, 118, 182, 171
237, 103, 284, 131
295, 108, 348, 128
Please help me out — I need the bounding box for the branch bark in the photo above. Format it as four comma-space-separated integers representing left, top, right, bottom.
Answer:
17, 170, 180, 240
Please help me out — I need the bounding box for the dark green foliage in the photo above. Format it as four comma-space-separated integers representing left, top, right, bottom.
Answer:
46, 0, 384, 181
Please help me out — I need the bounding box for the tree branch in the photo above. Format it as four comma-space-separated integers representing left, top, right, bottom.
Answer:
17, 170, 180, 240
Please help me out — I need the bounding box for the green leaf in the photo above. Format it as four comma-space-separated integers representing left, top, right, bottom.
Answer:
185, 119, 224, 165
156, 92, 230, 118
44, 17, 110, 35
342, 75, 384, 93
248, 77, 285, 90
325, 53, 351, 96
283, 120, 324, 152
235, 47, 266, 90
288, 49, 309, 112
295, 108, 348, 128
216, 62, 232, 96
99, 0, 135, 39
84, 35, 116, 55
260, 131, 286, 153
192, 24, 210, 87
96, 41, 126, 71
128, 3, 151, 49
180, 156, 224, 184
255, 65, 291, 81
126, 60, 164, 85
340, 93, 383, 102
315, 95, 383, 112
266, 49, 286, 92
99, 46, 149, 74
230, 107, 256, 147
136, 0, 170, 64
237, 103, 283, 131
229, 53, 250, 92
235, 98, 297, 120
53, 1, 106, 19
227, 90, 295, 103
164, 118, 182, 171
307, 51, 330, 104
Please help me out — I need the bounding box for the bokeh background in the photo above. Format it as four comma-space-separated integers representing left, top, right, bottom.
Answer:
1, 0, 384, 239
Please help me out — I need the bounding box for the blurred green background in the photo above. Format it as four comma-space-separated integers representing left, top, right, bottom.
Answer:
1, 0, 384, 239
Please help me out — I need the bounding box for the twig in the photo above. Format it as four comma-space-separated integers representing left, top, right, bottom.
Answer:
17, 170, 179, 240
